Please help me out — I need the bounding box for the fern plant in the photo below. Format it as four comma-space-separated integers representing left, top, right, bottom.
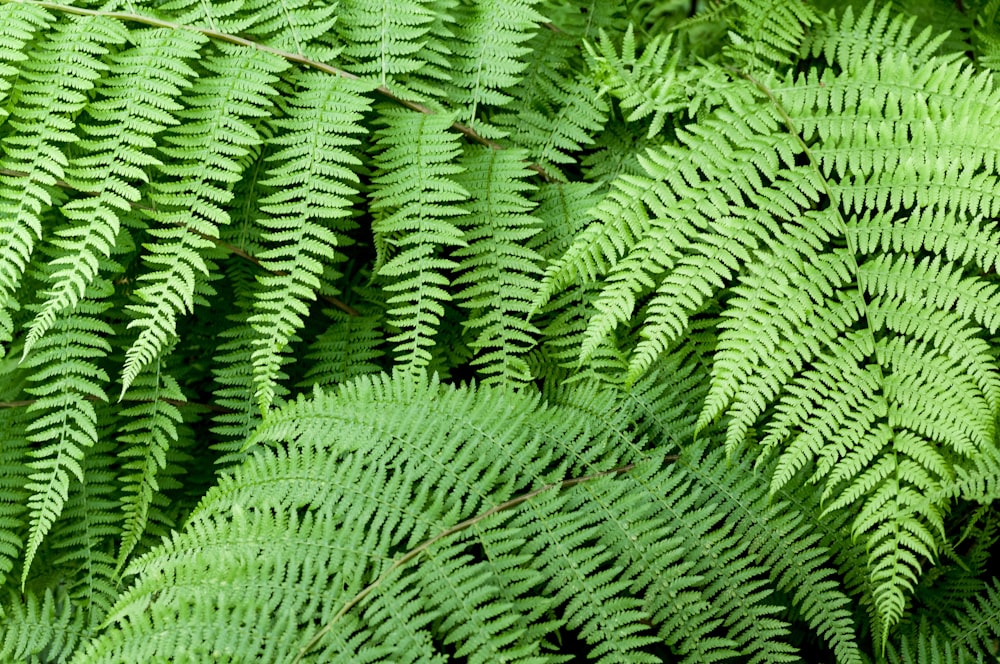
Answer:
1, 0, 1000, 661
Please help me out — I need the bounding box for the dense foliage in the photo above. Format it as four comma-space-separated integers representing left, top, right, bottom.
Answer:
1, 0, 1000, 661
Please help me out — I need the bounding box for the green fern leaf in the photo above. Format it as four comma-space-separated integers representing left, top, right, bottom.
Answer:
248, 73, 371, 411
299, 307, 386, 388
586, 26, 684, 138
0, 587, 84, 663
447, 0, 547, 134
493, 26, 608, 179
453, 146, 543, 384
70, 369, 863, 661
369, 107, 468, 370
0, 12, 122, 349
540, 3, 1000, 640
48, 432, 120, 631
336, 0, 435, 90
20, 280, 113, 585
123, 44, 288, 397
0, 358, 31, 587
114, 364, 184, 571
23, 27, 203, 359
0, 2, 50, 100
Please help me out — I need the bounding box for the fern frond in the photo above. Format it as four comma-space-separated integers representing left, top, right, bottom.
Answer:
299, 307, 386, 388
369, 107, 468, 370
529, 182, 602, 263
0, 11, 120, 347
248, 73, 371, 411
0, 1, 50, 101
209, 267, 271, 465
114, 363, 184, 571
446, 0, 547, 133
888, 577, 1000, 663
453, 146, 543, 384
0, 587, 84, 663
0, 360, 30, 586
3, 0, 999, 659
539, 3, 1000, 640
132, 0, 339, 59
973, 0, 1000, 71
493, 26, 608, 179
19, 280, 113, 584
335, 0, 434, 90
804, 2, 947, 70
72, 372, 862, 661
532, 145, 683, 323
123, 43, 287, 397
230, 0, 338, 57
48, 432, 119, 631
724, 0, 819, 70
23, 26, 203, 358
586, 26, 685, 138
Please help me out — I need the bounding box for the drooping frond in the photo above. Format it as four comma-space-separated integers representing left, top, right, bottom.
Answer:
248, 73, 371, 411
334, 0, 435, 92
445, 0, 547, 134
19, 279, 113, 584
0, 360, 30, 587
114, 363, 185, 571
369, 107, 468, 370
123, 44, 287, 397
493, 22, 608, 180
23, 26, 203, 358
208, 261, 272, 464
299, 307, 386, 388
47, 431, 119, 632
453, 146, 543, 384
0, 9, 118, 347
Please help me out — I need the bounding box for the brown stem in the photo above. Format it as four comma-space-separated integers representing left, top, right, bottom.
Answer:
292, 454, 679, 662
10, 0, 556, 181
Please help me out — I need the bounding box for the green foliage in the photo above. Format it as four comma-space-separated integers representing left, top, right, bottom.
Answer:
0, 0, 999, 661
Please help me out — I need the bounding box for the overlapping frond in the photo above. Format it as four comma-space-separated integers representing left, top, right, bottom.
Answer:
123, 44, 287, 397
724, 0, 819, 70
335, 0, 435, 91
0, 587, 83, 663
114, 364, 185, 571
73, 373, 852, 662
47, 432, 120, 631
23, 26, 202, 358
493, 23, 608, 180
0, 0, 997, 660
369, 107, 468, 370
19, 280, 113, 584
299, 307, 386, 388
537, 0, 1000, 641
0, 362, 30, 587
453, 147, 543, 384
248, 73, 371, 411
446, 0, 546, 134
0, 10, 118, 350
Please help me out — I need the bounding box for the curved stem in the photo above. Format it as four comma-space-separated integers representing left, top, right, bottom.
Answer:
3, 0, 556, 181
292, 454, 678, 662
